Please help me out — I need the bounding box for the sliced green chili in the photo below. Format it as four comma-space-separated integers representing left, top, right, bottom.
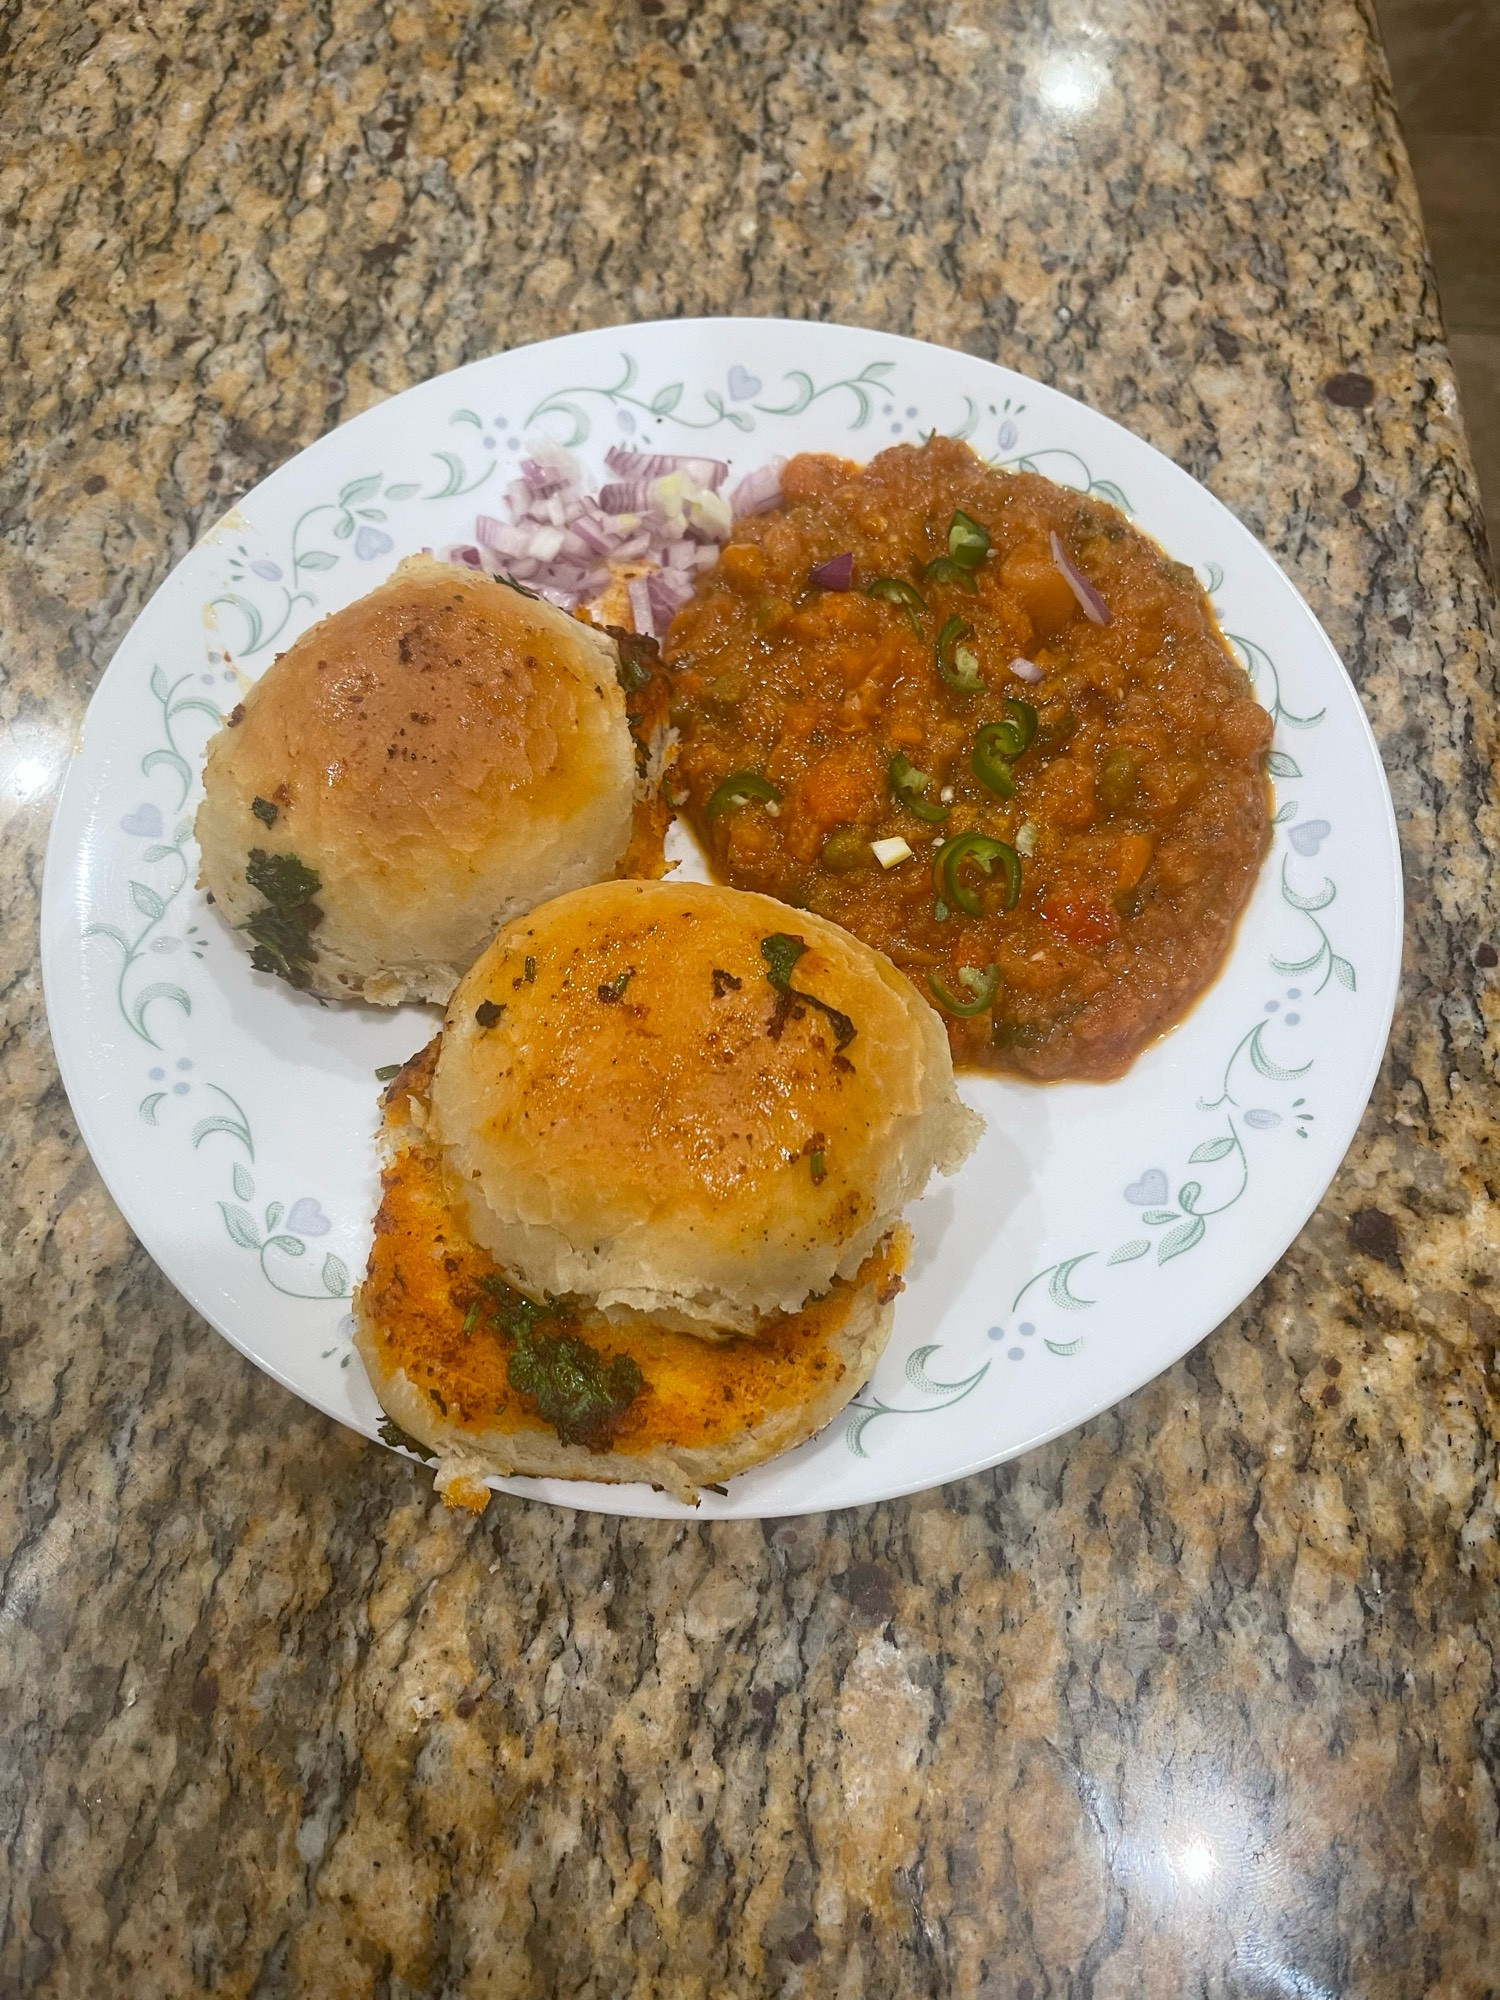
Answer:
928, 963, 1002, 1017
988, 698, 1038, 758
932, 831, 1022, 917
948, 510, 992, 570
971, 736, 1015, 797
937, 615, 984, 692
706, 770, 782, 819
888, 751, 949, 823
920, 555, 979, 593
866, 576, 927, 635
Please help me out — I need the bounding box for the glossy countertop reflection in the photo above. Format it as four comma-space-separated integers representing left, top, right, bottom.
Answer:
2, 1, 1497, 1994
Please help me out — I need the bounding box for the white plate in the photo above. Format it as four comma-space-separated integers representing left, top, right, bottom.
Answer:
40, 318, 1402, 1519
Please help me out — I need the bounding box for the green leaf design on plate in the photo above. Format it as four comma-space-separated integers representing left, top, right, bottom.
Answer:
220, 1202, 262, 1249
1107, 1240, 1151, 1264
383, 483, 421, 501
1045, 1337, 1083, 1357
232, 1163, 254, 1201
1141, 1208, 1178, 1226
298, 549, 338, 572
1177, 1180, 1202, 1212
1331, 955, 1356, 990
1265, 750, 1301, 779
265, 1200, 284, 1232
650, 383, 684, 414
1248, 1022, 1313, 1083
129, 982, 190, 1040
1048, 1255, 1096, 1310
322, 1253, 350, 1296
451, 408, 483, 428
139, 1092, 166, 1124
1273, 799, 1298, 824
338, 474, 382, 507
266, 1233, 306, 1256
1188, 1135, 1238, 1163
130, 880, 166, 921
141, 746, 193, 798
1158, 1215, 1207, 1263
1281, 875, 1335, 914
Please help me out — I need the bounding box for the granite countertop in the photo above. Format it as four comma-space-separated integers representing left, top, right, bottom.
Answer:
3, 1, 1497, 1992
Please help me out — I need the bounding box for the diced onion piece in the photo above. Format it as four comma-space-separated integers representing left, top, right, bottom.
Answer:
1009, 655, 1045, 683
809, 552, 855, 591
729, 459, 786, 518
1049, 532, 1113, 625
871, 836, 914, 869
1015, 821, 1039, 856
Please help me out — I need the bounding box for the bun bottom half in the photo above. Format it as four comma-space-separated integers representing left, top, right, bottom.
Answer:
353, 1041, 907, 1509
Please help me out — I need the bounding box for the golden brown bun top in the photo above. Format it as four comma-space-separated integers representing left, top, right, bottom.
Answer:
221, 554, 624, 867
429, 879, 979, 1327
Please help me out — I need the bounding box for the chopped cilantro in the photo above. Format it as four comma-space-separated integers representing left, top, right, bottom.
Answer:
474, 1000, 506, 1029
524, 955, 537, 983
759, 933, 857, 1051
712, 968, 742, 998
508, 1325, 644, 1450
597, 968, 635, 1004
810, 1149, 828, 1184
241, 847, 323, 990
251, 796, 279, 827
375, 1063, 401, 1082
377, 1416, 438, 1463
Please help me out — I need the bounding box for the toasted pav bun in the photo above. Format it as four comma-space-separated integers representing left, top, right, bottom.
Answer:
430, 879, 981, 1334
195, 555, 635, 1005
353, 1040, 909, 1507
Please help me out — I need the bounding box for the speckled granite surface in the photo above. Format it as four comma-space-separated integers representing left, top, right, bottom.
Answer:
2, 1, 1497, 1993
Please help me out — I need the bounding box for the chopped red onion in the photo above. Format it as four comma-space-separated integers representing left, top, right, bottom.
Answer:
605, 446, 729, 491
1009, 656, 1045, 683
1049, 532, 1112, 625
448, 442, 743, 629
730, 460, 785, 519
809, 552, 854, 591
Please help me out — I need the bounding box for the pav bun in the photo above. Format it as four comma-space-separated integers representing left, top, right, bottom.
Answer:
431, 879, 981, 1334
353, 1039, 911, 1507
195, 555, 635, 1005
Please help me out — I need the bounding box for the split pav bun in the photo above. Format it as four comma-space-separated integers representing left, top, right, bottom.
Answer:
195, 554, 635, 1006
430, 878, 982, 1335
353, 1037, 914, 1506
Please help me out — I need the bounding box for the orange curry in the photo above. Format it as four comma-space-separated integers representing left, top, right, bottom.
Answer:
665, 438, 1272, 1080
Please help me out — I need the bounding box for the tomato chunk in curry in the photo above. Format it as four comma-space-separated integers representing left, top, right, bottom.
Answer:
664, 438, 1272, 1081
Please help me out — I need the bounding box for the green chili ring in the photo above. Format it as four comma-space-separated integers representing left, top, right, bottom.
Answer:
888, 751, 949, 823
948, 509, 992, 570
928, 963, 1002, 1017
972, 735, 1016, 797
933, 831, 1022, 916
866, 576, 928, 635
706, 770, 783, 819
920, 555, 979, 592
937, 614, 984, 693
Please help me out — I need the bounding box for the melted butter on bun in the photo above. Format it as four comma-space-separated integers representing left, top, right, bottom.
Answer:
196, 555, 635, 1005
431, 879, 981, 1334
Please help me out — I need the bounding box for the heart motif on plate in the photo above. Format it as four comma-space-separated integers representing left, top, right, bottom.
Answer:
727, 365, 762, 402
1124, 1168, 1169, 1206
286, 1197, 331, 1236
354, 525, 394, 561
1290, 819, 1331, 856
120, 802, 163, 838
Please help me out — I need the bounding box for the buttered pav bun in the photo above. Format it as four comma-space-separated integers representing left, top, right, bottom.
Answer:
195, 555, 635, 1006
430, 879, 982, 1335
